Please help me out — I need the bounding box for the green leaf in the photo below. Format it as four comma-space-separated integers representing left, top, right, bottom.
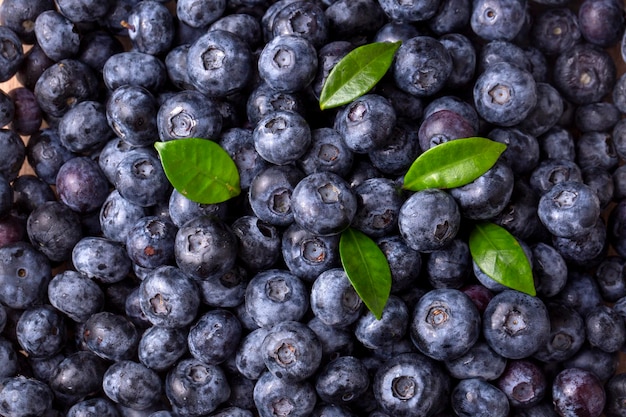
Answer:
469, 222, 536, 296
339, 228, 392, 320
403, 137, 507, 191
319, 41, 402, 110
155, 138, 240, 204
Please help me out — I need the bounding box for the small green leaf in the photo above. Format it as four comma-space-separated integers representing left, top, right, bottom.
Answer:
155, 138, 240, 204
319, 41, 402, 110
469, 222, 536, 296
403, 137, 507, 191
339, 228, 392, 320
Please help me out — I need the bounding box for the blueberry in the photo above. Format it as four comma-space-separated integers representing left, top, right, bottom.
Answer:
126, 216, 177, 269
138, 325, 187, 372
187, 30, 253, 97
0, 27, 23, 83
47, 270, 104, 323
157, 90, 223, 142
244, 269, 309, 328
12, 174, 55, 216
198, 264, 248, 308
451, 378, 510, 417
187, 309, 242, 367
8, 86, 42, 136
82, 311, 139, 361
584, 166, 614, 209
552, 217, 607, 266
232, 215, 281, 273
553, 42, 616, 105
253, 370, 317, 417
34, 10, 80, 62
103, 51, 167, 93
368, 120, 422, 176
393, 36, 452, 97
585, 305, 626, 353
125, 0, 173, 55
0, 0, 53, 44
444, 341, 507, 381
428, 0, 471, 35
325, 0, 387, 38
49, 351, 107, 402
594, 256, 626, 302
219, 128, 271, 191
0, 242, 52, 309
439, 33, 477, 89
281, 222, 340, 283
298, 127, 354, 177
0, 376, 53, 417
410, 288, 481, 361
33, 59, 99, 118
311, 40, 353, 100
425, 238, 469, 289
26, 197, 83, 262
398, 188, 460, 252
253, 110, 311, 166
99, 190, 147, 244
473, 62, 537, 127
0, 129, 25, 182
418, 109, 476, 152
531, 7, 581, 56
106, 85, 159, 147
77, 30, 125, 74
174, 215, 237, 281
307, 317, 355, 363
66, 398, 121, 417
495, 359, 547, 408
26, 128, 75, 184
492, 179, 543, 240
578, 0, 624, 47
0, 336, 18, 378
210, 13, 263, 50
605, 373, 626, 417
334, 94, 396, 154
355, 295, 409, 350
422, 95, 480, 132
291, 171, 357, 236
310, 268, 362, 328
165, 358, 230, 416
261, 320, 322, 382
538, 180, 601, 239
249, 164, 304, 227
177, 0, 226, 28
539, 127, 576, 162
113, 149, 171, 208
483, 290, 551, 359
564, 345, 619, 383
16, 304, 65, 359
352, 177, 403, 238
373, 352, 450, 417
58, 100, 113, 155
138, 265, 200, 328
552, 367, 606, 417
235, 326, 270, 380
271, 1, 328, 47
517, 82, 564, 138
72, 236, 131, 283
529, 158, 583, 196
477, 40, 530, 74
56, 156, 110, 214
531, 242, 568, 298
378, 234, 423, 293
471, 0, 526, 41
103, 360, 162, 411
315, 356, 369, 406
378, 0, 440, 21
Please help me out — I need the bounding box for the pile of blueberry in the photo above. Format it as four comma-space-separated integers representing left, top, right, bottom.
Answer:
2, 0, 626, 415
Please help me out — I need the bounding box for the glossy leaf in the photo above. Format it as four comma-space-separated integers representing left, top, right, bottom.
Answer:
403, 137, 507, 191
339, 227, 392, 320
469, 222, 536, 296
155, 138, 240, 204
319, 41, 402, 110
